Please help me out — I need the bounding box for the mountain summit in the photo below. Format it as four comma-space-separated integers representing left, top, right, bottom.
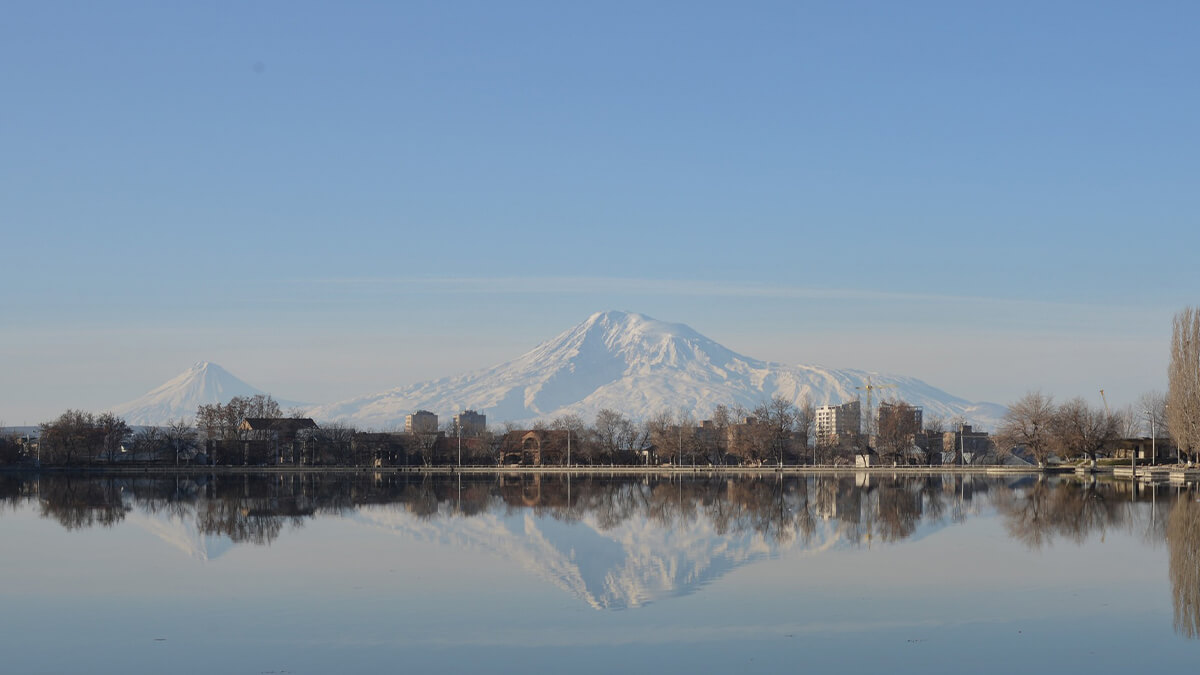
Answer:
111, 361, 292, 425
311, 311, 1005, 429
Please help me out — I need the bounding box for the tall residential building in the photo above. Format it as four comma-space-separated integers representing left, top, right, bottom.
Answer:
942, 424, 990, 463
405, 410, 438, 434
815, 400, 861, 445
453, 409, 486, 436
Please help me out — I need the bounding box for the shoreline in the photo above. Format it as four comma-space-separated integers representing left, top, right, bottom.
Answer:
6, 464, 1199, 482
1, 463, 1067, 476
9, 464, 1200, 493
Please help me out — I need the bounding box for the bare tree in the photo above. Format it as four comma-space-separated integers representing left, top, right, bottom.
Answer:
162, 419, 198, 466
875, 401, 921, 465
593, 409, 627, 463
645, 410, 679, 465
706, 404, 733, 465
0, 425, 23, 465
196, 395, 284, 442
1139, 390, 1168, 439
96, 412, 131, 463
490, 421, 523, 465
549, 414, 586, 434
757, 396, 797, 466
1168, 497, 1200, 638
795, 395, 815, 461
470, 429, 498, 466
242, 394, 283, 419
995, 391, 1057, 466
39, 410, 101, 465
618, 416, 651, 463
196, 403, 233, 441
814, 434, 838, 465
549, 414, 589, 465
675, 408, 701, 466
315, 423, 354, 464
411, 429, 440, 466
922, 415, 948, 465
1114, 404, 1141, 439
729, 413, 771, 466
130, 426, 165, 460
1169, 307, 1200, 463
1051, 397, 1120, 464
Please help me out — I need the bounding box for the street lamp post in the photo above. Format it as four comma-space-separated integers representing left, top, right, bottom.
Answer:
959, 423, 966, 467
1144, 409, 1156, 472
1131, 414, 1138, 478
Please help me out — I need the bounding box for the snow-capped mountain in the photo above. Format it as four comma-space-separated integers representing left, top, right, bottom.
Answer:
351, 503, 843, 610
348, 483, 965, 610
117, 486, 949, 610
311, 310, 1006, 430
110, 361, 301, 425
126, 509, 234, 562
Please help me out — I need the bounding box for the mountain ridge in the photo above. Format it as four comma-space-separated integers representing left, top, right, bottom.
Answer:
310, 310, 1007, 430
110, 312, 1006, 428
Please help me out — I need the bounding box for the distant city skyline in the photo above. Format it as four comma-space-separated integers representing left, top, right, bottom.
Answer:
2, 2, 1194, 423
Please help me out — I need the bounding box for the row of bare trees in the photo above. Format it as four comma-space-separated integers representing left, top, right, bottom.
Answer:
195, 394, 286, 440
36, 410, 132, 464
9, 393, 946, 467
18, 395, 291, 466
994, 391, 1145, 465
511, 396, 817, 466
0, 424, 23, 465
31, 410, 202, 465
990, 307, 1199, 466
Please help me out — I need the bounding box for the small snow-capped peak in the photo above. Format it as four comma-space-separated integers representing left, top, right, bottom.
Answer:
110, 362, 302, 426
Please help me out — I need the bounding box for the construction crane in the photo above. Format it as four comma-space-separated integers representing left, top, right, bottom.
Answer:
856, 376, 897, 440
1100, 389, 1110, 415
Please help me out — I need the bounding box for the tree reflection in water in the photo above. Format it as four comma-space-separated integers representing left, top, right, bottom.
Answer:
4, 470, 1198, 629
37, 476, 129, 530
1, 471, 1009, 548
1169, 497, 1200, 639
994, 477, 1126, 549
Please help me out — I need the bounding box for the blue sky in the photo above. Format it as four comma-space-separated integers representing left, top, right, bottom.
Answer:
2, 1, 1197, 422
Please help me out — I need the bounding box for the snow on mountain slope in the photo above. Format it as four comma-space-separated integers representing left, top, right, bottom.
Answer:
110, 361, 301, 425
351, 502, 847, 610
311, 311, 1006, 430
125, 509, 234, 562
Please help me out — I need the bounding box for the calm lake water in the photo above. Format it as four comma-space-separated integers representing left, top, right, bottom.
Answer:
1, 471, 1197, 674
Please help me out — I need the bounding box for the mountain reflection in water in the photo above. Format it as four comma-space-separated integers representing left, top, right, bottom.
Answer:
1, 471, 1198, 630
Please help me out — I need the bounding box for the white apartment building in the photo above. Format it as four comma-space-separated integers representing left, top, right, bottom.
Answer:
815, 400, 861, 445
405, 410, 439, 434
453, 409, 487, 436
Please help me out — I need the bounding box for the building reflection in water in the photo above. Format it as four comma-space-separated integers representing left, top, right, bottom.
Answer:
1, 470, 1197, 629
